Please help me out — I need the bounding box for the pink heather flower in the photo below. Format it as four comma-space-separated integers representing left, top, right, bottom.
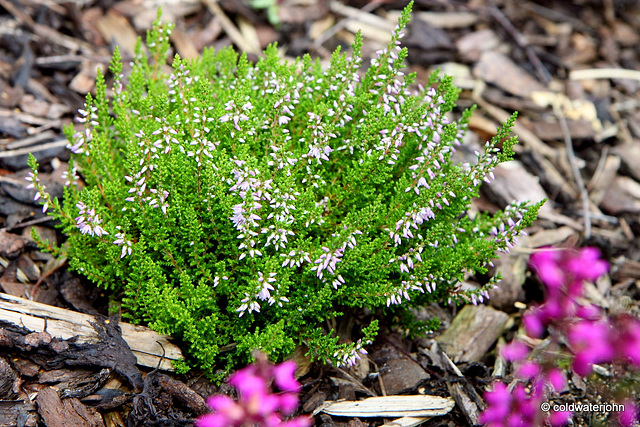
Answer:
544, 368, 566, 393
273, 360, 299, 393
529, 250, 565, 289
480, 382, 543, 427
612, 314, 640, 367
617, 399, 639, 427
565, 247, 608, 282
75, 202, 108, 237
480, 382, 511, 424
568, 320, 615, 376
548, 409, 571, 427
522, 311, 544, 338
501, 340, 529, 362
198, 355, 311, 427
516, 360, 541, 380
530, 247, 608, 290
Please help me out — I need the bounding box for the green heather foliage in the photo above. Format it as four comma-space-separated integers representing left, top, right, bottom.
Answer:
27, 4, 542, 378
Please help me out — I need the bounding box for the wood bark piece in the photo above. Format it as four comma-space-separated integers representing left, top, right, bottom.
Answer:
96, 10, 140, 57
379, 357, 430, 395
0, 292, 182, 371
484, 161, 551, 217
321, 395, 455, 417
36, 386, 105, 427
436, 305, 509, 363
601, 176, 640, 214
0, 400, 37, 427
474, 51, 546, 98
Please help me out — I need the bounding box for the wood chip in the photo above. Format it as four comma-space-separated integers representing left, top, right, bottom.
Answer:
436, 305, 508, 363
0, 292, 183, 371
330, 2, 394, 33
321, 395, 455, 418
484, 160, 551, 217
612, 142, 640, 182
524, 226, 577, 248
69, 61, 101, 95
388, 11, 478, 29
170, 26, 200, 60
472, 94, 556, 158
96, 10, 140, 57
36, 386, 105, 427
456, 29, 501, 62
601, 176, 640, 214
589, 154, 621, 205
474, 51, 546, 98
530, 118, 596, 141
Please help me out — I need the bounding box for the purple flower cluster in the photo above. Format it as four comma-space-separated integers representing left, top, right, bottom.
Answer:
480, 247, 640, 427
197, 355, 311, 427
311, 246, 343, 280
75, 202, 108, 237
332, 337, 371, 368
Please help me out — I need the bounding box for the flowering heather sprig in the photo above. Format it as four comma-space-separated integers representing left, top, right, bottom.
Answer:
27, 4, 542, 376
25, 171, 51, 213
332, 337, 372, 368
75, 201, 108, 237
197, 354, 311, 427
481, 247, 640, 427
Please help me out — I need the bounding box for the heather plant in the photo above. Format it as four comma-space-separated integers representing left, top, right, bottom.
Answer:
480, 247, 640, 427
26, 3, 541, 377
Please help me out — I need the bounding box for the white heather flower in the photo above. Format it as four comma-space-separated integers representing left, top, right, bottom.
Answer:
333, 338, 372, 368
25, 172, 38, 189
311, 247, 343, 279
256, 271, 277, 300
75, 202, 108, 237
237, 293, 260, 317
113, 230, 132, 258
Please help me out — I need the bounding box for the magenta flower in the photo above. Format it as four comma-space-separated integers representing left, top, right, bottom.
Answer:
617, 399, 639, 427
501, 341, 529, 362
479, 382, 512, 425
272, 360, 300, 393
568, 320, 615, 376
548, 409, 571, 427
613, 314, 640, 367
197, 354, 311, 427
544, 369, 566, 393
530, 247, 608, 293
482, 247, 640, 427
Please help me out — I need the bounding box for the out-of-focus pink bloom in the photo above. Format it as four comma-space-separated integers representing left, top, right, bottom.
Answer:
229, 366, 267, 399
613, 314, 640, 367
544, 369, 566, 393
479, 382, 512, 425
501, 341, 529, 362
482, 247, 640, 427
568, 320, 615, 376
530, 250, 565, 288
197, 355, 311, 427
617, 399, 639, 427
565, 247, 608, 282
273, 360, 300, 392
517, 361, 541, 380
548, 409, 571, 427
523, 311, 544, 338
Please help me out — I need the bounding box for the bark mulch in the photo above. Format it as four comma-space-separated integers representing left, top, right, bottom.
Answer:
0, 0, 639, 426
